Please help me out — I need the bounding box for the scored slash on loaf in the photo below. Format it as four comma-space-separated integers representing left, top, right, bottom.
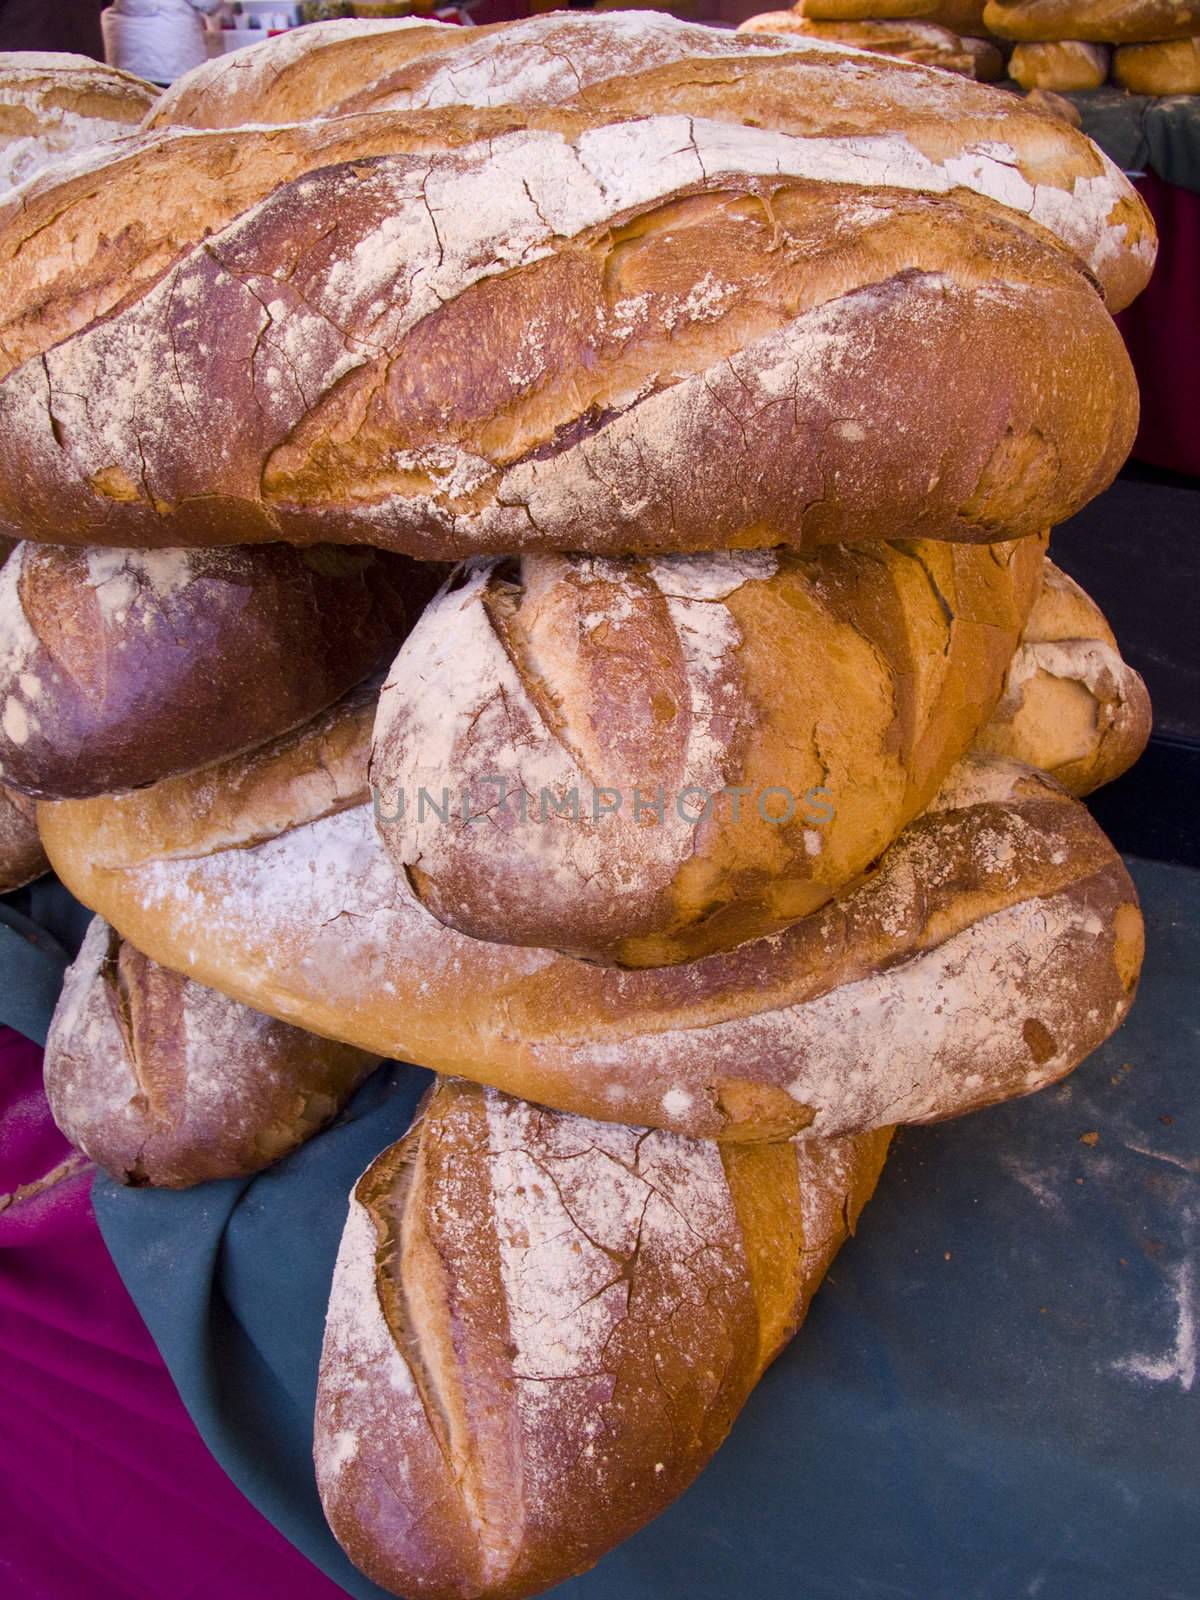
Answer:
370, 539, 1046, 965
315, 1076, 892, 1600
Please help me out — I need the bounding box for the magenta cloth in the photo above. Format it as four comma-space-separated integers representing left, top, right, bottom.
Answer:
0, 1025, 347, 1600
1117, 171, 1200, 479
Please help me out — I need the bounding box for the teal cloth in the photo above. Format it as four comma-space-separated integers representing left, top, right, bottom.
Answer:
1064, 87, 1200, 193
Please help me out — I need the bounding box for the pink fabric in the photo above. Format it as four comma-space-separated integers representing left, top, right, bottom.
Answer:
0, 1026, 346, 1600
1117, 172, 1200, 479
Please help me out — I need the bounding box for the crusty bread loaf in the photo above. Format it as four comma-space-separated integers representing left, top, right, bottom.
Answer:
54, 21, 1156, 296
371, 539, 1044, 965
0, 52, 156, 196
0, 541, 439, 799
0, 777, 45, 890
1009, 41, 1111, 90
38, 690, 1143, 1143
740, 13, 999, 79
1114, 38, 1200, 94
44, 916, 379, 1187
0, 74, 1152, 401
973, 560, 1150, 794
0, 114, 1140, 557
316, 1075, 891, 1600
804, 0, 987, 28
984, 0, 1199, 42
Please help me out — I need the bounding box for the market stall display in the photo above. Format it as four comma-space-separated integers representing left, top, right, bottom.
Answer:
0, 14, 1169, 1600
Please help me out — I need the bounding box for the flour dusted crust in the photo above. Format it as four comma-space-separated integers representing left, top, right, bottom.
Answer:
1114, 38, 1200, 94
140, 14, 1153, 311
44, 916, 379, 1187
38, 693, 1143, 1143
371, 539, 1044, 965
1009, 42, 1111, 92
0, 115, 1139, 556
0, 52, 156, 196
315, 1076, 891, 1600
0, 540, 439, 799
974, 560, 1150, 794
984, 0, 1200, 42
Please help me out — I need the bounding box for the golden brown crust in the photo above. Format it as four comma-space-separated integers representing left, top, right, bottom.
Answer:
740, 13, 995, 80
0, 52, 156, 195
1113, 38, 1200, 95
133, 15, 1155, 307
0, 778, 46, 890
984, 0, 1200, 42
972, 559, 1151, 794
37, 695, 1143, 1143
805, 0, 988, 26
44, 916, 379, 1187
1009, 42, 1111, 92
315, 1076, 891, 1600
0, 139, 1139, 556
0, 541, 440, 799
371, 539, 1044, 965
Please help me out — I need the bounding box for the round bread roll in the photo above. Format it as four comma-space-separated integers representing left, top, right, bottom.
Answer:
38, 690, 1143, 1143
371, 538, 1044, 966
0, 114, 1139, 557
316, 1075, 891, 1600
973, 560, 1151, 794
1114, 38, 1200, 94
1009, 41, 1111, 91
0, 778, 46, 890
0, 51, 156, 195
45, 916, 380, 1188
139, 14, 1153, 313
984, 0, 1199, 43
0, 541, 440, 799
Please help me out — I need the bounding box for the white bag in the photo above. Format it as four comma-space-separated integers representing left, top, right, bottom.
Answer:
101, 0, 220, 85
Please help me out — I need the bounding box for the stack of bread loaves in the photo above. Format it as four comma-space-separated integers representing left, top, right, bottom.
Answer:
0, 16, 1157, 1597
987, 0, 1200, 94
738, 2, 1005, 80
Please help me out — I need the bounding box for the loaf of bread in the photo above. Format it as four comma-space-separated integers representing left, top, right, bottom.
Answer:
316, 1075, 892, 1600
1009, 41, 1111, 89
973, 560, 1150, 794
138, 16, 1153, 317
0, 777, 46, 890
0, 52, 156, 196
44, 916, 380, 1187
1114, 38, 1200, 93
984, 0, 1199, 43
804, 0, 987, 29
0, 74, 1151, 415
741, 13, 1001, 79
38, 688, 1143, 1143
0, 120, 1140, 558
371, 539, 1044, 966
0, 541, 439, 799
